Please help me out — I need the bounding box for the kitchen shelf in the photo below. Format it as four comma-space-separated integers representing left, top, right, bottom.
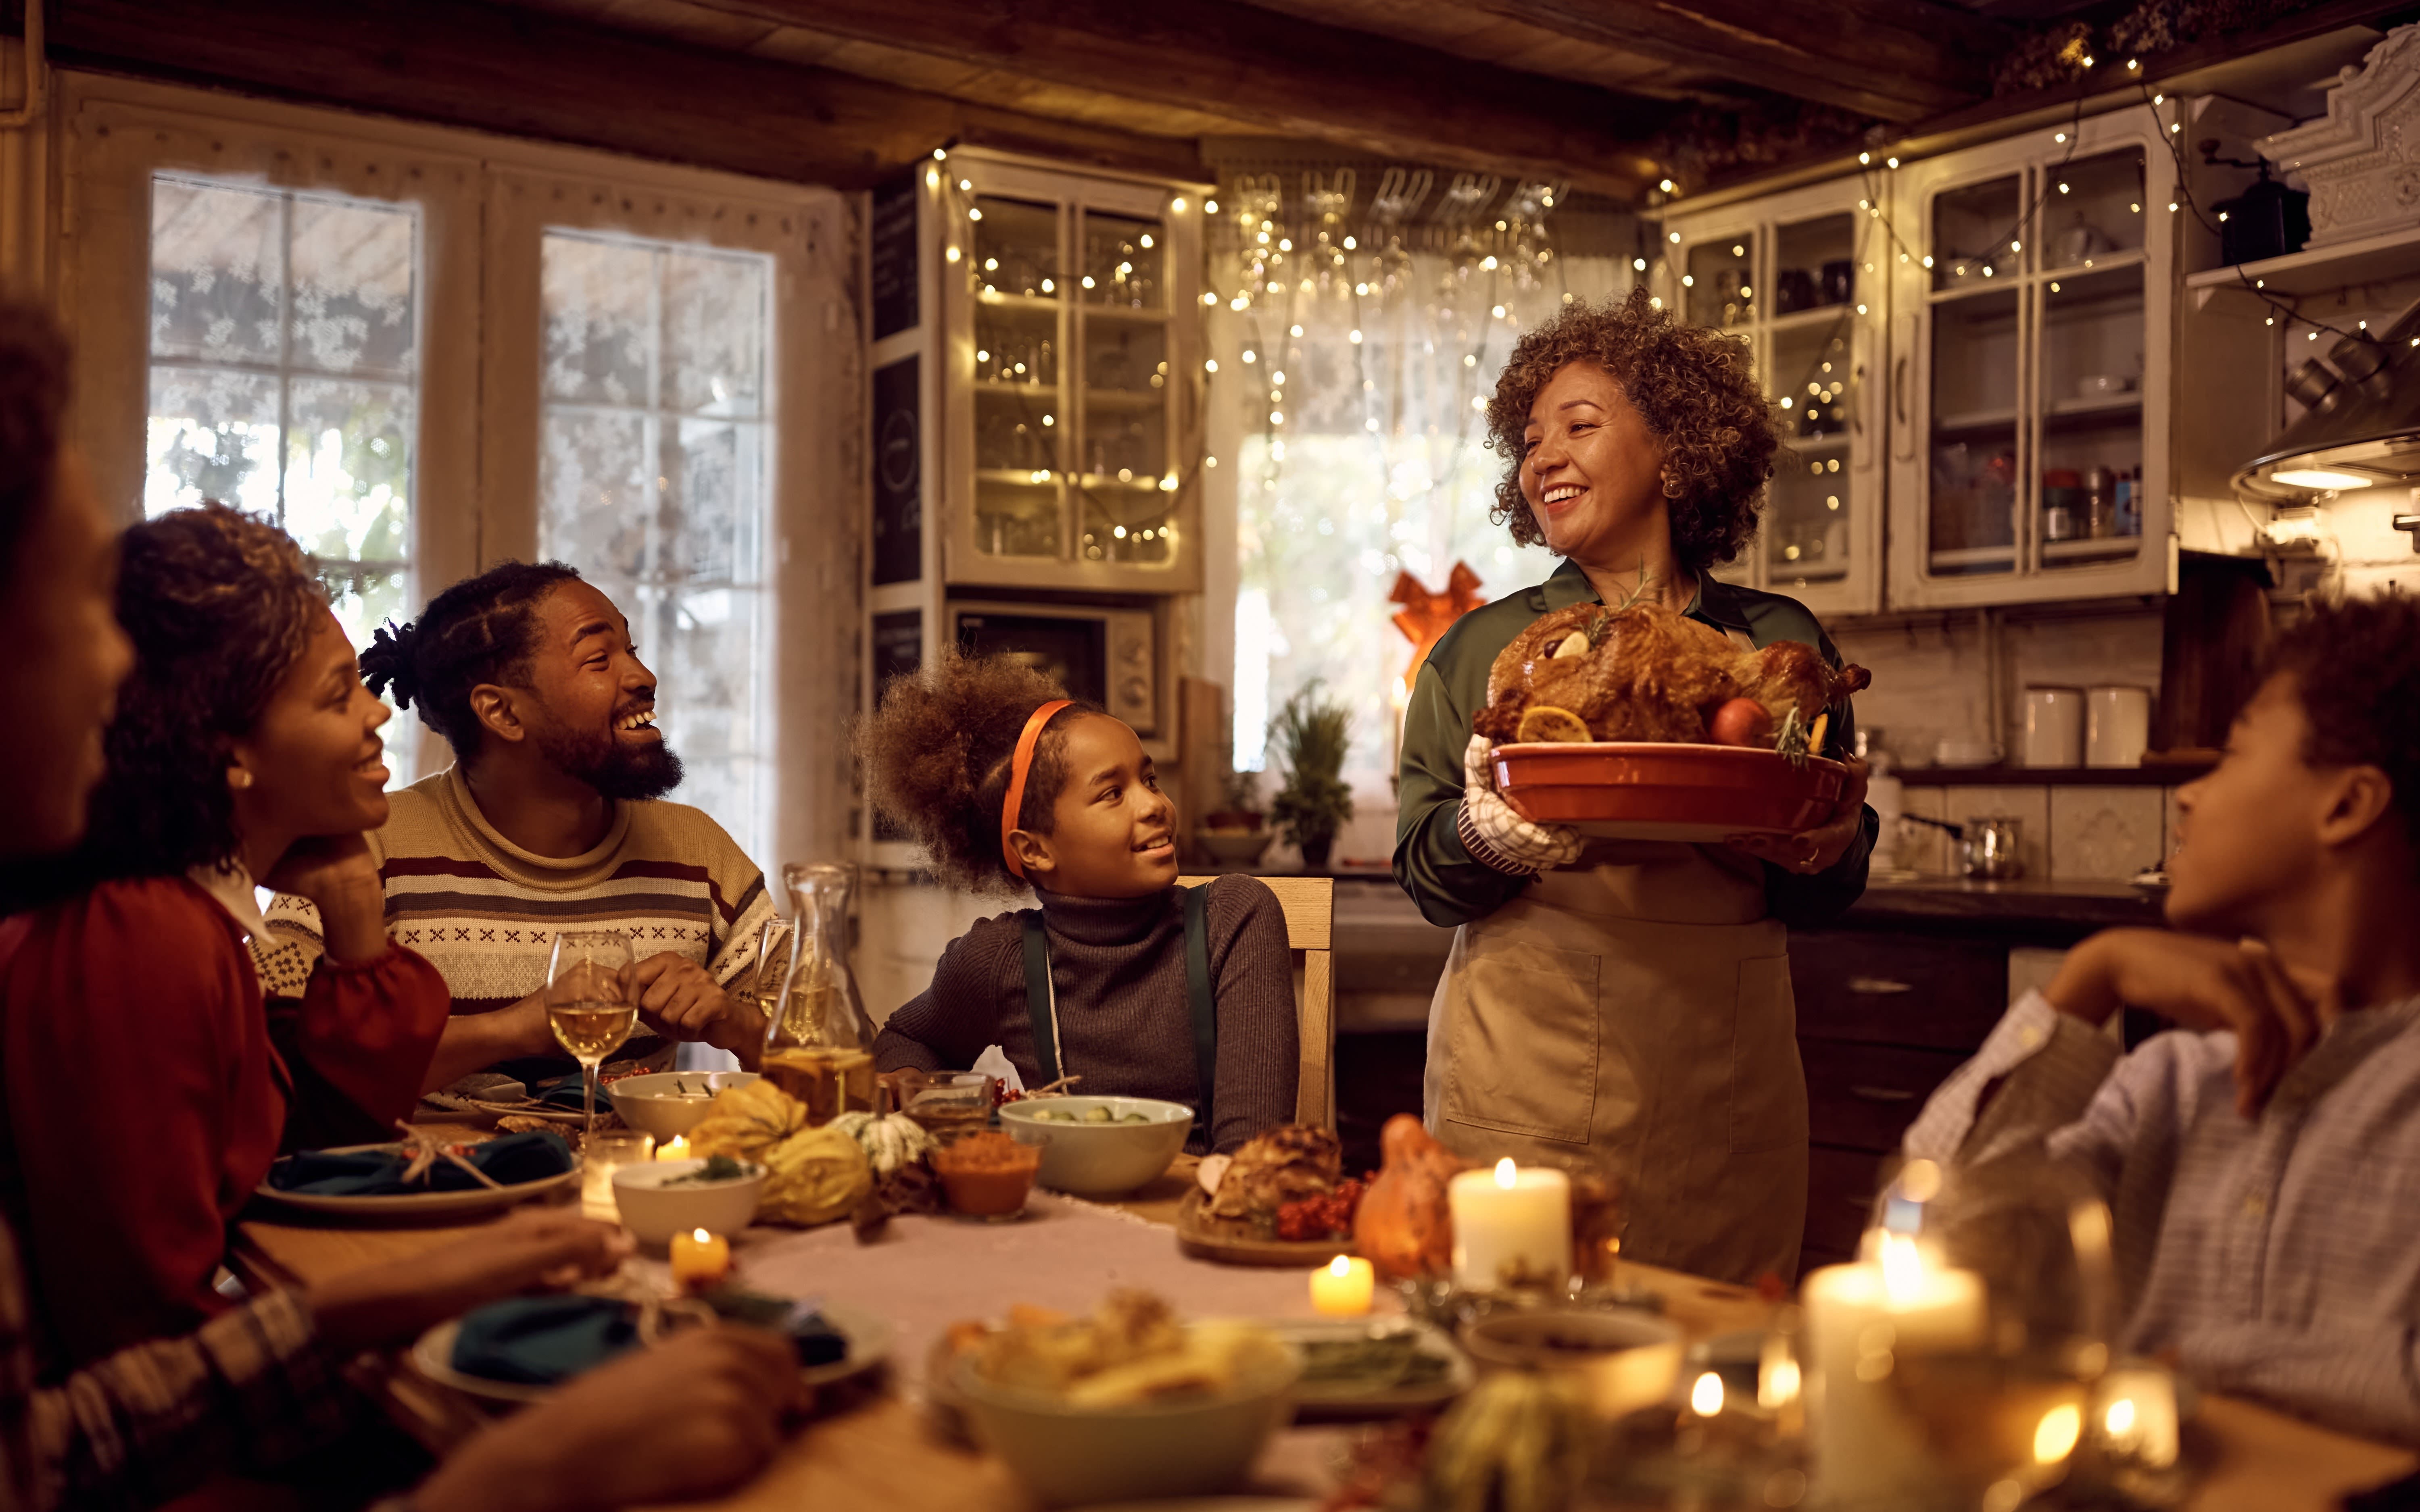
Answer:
1078, 302, 1167, 321
1933, 406, 2018, 435
974, 467, 1059, 485
1784, 430, 1852, 450
1767, 303, 1861, 333
2040, 536, 2144, 561
1928, 545, 2017, 569
1084, 388, 1166, 410
2038, 248, 2148, 282
974, 378, 1053, 396
2186, 224, 2420, 304
1894, 761, 2209, 786
974, 290, 1060, 310
2043, 394, 2142, 432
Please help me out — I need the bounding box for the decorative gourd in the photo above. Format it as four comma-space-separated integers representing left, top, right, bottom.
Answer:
829, 1110, 937, 1176
688, 1078, 809, 1164
1352, 1114, 1467, 1280
756, 1125, 873, 1227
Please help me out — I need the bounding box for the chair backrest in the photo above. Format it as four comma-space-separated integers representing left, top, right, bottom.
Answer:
1181, 874, 1336, 1131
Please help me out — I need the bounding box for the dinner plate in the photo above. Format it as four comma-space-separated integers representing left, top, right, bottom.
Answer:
1492, 741, 1847, 843
1265, 1316, 1472, 1419
253, 1143, 581, 1218
412, 1299, 893, 1406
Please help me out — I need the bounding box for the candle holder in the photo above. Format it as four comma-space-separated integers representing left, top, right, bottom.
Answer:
1801, 1156, 2120, 1512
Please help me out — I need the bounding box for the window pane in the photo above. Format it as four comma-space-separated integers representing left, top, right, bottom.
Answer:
145, 174, 422, 785
538, 231, 775, 860
150, 177, 284, 364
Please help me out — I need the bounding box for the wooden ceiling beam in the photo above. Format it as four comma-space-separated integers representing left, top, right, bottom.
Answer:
663, 0, 1673, 197
1454, 0, 2010, 122
50, 0, 1210, 190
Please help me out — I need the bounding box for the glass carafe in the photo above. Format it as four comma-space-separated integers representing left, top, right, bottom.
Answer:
761, 862, 875, 1125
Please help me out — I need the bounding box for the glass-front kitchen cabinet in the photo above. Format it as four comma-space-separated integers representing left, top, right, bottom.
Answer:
1885, 112, 2176, 607
939, 154, 1207, 592
1658, 177, 1887, 617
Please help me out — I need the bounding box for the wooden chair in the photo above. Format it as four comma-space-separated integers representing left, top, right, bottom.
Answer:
1181, 874, 1336, 1131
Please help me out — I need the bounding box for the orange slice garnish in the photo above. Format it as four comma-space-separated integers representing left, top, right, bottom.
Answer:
1515, 705, 1592, 743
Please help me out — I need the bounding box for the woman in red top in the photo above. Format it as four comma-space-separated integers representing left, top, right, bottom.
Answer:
0, 502, 449, 1372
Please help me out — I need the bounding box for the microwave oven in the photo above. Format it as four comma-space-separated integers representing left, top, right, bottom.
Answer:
950, 601, 1158, 736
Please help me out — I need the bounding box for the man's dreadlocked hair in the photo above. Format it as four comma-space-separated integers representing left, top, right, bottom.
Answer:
359, 561, 583, 758
855, 648, 1102, 895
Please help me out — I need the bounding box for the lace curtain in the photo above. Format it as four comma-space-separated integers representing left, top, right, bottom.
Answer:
1216, 176, 1635, 850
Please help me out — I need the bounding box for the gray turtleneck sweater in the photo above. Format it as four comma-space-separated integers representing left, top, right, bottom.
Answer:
872, 874, 1298, 1153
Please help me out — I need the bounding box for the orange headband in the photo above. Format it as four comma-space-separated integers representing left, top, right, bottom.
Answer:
1000, 700, 1073, 880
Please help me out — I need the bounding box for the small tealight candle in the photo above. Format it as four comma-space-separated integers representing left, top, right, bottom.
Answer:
1690, 1370, 1725, 1418
1447, 1158, 1572, 1290
2094, 1365, 2180, 1468
669, 1227, 731, 1291
656, 1135, 691, 1162
1310, 1254, 1375, 1316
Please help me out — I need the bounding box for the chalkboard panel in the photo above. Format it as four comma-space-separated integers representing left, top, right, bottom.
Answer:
870, 175, 919, 340
870, 609, 921, 841
871, 355, 921, 586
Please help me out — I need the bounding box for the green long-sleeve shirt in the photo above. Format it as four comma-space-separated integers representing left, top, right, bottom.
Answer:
1392, 558, 1877, 929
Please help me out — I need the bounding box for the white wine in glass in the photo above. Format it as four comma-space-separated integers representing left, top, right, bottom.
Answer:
546, 929, 637, 1144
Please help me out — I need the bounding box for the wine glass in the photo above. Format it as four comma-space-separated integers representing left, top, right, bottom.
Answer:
546, 929, 637, 1144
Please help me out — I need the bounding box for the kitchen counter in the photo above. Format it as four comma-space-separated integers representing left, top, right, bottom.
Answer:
1848, 873, 2167, 937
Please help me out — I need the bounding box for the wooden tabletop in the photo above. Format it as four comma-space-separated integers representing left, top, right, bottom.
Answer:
235, 1147, 2414, 1512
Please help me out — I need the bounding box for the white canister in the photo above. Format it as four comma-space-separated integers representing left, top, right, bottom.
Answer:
2087, 686, 2153, 768
2021, 686, 2086, 768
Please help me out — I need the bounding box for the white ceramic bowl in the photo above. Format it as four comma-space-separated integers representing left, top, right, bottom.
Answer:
1196, 830, 1273, 865
610, 1157, 764, 1245
1460, 1307, 1685, 1419
997, 1095, 1193, 1197
953, 1326, 1300, 1507
605, 1070, 760, 1141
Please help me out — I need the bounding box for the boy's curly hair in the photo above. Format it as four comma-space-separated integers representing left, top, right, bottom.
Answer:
2266, 594, 2420, 858
68, 504, 325, 883
1483, 287, 1779, 571
855, 648, 1101, 894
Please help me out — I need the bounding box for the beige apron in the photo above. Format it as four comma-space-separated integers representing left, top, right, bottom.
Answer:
1425, 647, 1811, 1285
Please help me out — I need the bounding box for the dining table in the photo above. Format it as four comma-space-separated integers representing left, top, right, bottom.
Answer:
233, 1128, 2416, 1512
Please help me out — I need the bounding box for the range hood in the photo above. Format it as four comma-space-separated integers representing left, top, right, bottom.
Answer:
2235, 294, 2420, 505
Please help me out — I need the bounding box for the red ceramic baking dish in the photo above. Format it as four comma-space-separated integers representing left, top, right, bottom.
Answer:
1491, 742, 1848, 842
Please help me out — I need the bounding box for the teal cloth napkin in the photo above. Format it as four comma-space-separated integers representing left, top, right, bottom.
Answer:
451, 1296, 641, 1385
267, 1130, 575, 1195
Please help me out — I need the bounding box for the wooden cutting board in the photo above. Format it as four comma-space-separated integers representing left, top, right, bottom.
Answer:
1173, 1187, 1357, 1268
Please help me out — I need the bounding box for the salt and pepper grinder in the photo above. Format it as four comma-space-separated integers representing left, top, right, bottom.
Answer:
2083, 465, 2116, 540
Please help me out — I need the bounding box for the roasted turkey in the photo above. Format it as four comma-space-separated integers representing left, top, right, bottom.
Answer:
1471, 600, 1871, 748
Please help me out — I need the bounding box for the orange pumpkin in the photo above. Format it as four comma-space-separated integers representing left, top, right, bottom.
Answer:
1352, 1114, 1467, 1280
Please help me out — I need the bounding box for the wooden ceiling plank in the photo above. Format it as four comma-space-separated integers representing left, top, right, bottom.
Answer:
668, 0, 1670, 195
52, 0, 1210, 188
1455, 0, 2007, 120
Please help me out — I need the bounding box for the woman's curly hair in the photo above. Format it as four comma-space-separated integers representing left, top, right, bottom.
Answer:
360, 560, 582, 758
66, 504, 325, 883
855, 648, 1101, 895
1484, 287, 1779, 571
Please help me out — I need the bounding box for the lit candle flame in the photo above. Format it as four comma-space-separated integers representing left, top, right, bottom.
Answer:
691, 1227, 711, 1243
1690, 1371, 1725, 1417
2106, 1397, 2136, 1436
1878, 1230, 1923, 1306
2033, 1403, 2082, 1464
1493, 1157, 1517, 1189
1329, 1254, 1353, 1278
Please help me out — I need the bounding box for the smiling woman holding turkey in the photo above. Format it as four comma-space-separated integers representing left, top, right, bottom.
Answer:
1393, 289, 1876, 1287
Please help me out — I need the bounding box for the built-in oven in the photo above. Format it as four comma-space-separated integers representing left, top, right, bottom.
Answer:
949, 600, 1158, 736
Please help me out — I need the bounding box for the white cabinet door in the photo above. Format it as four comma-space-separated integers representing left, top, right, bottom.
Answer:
1662, 175, 1887, 619
1886, 115, 2176, 608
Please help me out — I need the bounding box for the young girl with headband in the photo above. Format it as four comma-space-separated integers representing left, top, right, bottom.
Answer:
860, 650, 1298, 1153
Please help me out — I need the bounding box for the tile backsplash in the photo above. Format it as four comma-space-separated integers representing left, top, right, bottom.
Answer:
1882, 783, 2180, 881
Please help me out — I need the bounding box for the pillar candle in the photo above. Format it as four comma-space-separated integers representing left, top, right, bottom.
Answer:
656, 1135, 691, 1162
2095, 1365, 2179, 1468
669, 1227, 731, 1291
1447, 1159, 1572, 1290
1801, 1236, 1987, 1507
1310, 1254, 1375, 1316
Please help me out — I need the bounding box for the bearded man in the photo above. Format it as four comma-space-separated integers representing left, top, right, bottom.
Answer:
261, 563, 775, 1093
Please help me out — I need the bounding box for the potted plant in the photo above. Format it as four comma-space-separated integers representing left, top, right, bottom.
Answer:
1198, 768, 1272, 867
1269, 681, 1354, 870
1204, 768, 1265, 833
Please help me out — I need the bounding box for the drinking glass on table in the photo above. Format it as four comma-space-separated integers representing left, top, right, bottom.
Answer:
546, 929, 638, 1143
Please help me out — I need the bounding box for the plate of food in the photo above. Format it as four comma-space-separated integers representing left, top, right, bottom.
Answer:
1475, 599, 1869, 842
1179, 1125, 1363, 1266
253, 1131, 581, 1218
1270, 1316, 1472, 1419
413, 1294, 891, 1406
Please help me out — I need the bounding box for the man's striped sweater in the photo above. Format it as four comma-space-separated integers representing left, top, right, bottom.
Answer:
258, 767, 778, 1057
